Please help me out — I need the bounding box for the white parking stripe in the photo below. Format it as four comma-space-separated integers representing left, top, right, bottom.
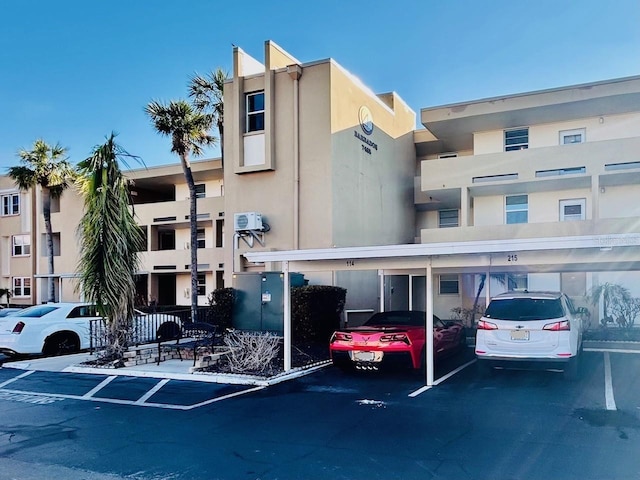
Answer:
135, 378, 170, 405
585, 348, 640, 354
82, 375, 117, 398
604, 352, 617, 411
409, 359, 476, 397
0, 370, 35, 388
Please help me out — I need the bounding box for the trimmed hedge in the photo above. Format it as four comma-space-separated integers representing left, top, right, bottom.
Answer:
292, 285, 347, 343
207, 287, 235, 329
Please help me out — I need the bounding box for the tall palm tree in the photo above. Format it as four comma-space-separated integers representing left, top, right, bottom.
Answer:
75, 133, 144, 359
188, 68, 227, 165
8, 139, 75, 303
145, 100, 216, 322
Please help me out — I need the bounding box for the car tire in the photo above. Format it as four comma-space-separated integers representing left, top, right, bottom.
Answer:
564, 355, 580, 381
43, 332, 80, 356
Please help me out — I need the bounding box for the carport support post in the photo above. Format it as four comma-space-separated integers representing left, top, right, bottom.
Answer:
425, 263, 434, 386
283, 261, 292, 372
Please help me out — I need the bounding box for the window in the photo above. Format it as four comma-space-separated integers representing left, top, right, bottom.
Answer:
197, 273, 206, 296
197, 229, 206, 249
505, 195, 528, 224
12, 235, 30, 256
12, 277, 31, 297
439, 274, 459, 295
504, 128, 529, 151
195, 184, 206, 199
216, 219, 224, 248
560, 199, 585, 221
438, 210, 459, 228
506, 274, 528, 291
559, 128, 585, 145
1, 193, 20, 216
246, 91, 265, 132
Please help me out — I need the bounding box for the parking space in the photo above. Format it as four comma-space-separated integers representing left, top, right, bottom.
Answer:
0, 367, 262, 410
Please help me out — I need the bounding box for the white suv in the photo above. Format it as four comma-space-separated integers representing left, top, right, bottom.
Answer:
475, 291, 584, 379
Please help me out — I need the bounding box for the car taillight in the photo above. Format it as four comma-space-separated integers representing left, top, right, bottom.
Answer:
543, 320, 570, 331
379, 333, 410, 344
477, 320, 498, 330
330, 332, 352, 343
12, 322, 25, 334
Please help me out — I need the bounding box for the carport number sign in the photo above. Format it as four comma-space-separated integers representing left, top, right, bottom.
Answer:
346, 260, 355, 267
508, 254, 518, 262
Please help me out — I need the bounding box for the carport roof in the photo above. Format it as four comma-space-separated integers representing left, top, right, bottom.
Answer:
243, 233, 640, 270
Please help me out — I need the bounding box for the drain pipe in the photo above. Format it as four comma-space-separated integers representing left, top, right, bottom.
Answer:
287, 64, 303, 250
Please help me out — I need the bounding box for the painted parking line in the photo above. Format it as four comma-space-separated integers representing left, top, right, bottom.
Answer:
0, 370, 35, 388
409, 359, 477, 397
0, 371, 265, 410
603, 352, 617, 411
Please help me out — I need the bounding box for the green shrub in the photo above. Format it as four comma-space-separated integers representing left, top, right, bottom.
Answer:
207, 287, 235, 329
291, 285, 346, 343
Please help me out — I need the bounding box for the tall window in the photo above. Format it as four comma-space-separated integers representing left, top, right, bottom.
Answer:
195, 184, 206, 199
196, 229, 206, 249
560, 199, 585, 221
1, 193, 20, 216
505, 195, 528, 224
12, 235, 30, 256
246, 91, 265, 132
197, 273, 206, 296
504, 128, 529, 151
12, 277, 31, 297
439, 274, 459, 295
438, 209, 459, 228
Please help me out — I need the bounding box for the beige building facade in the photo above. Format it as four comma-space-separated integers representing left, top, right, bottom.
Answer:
1, 41, 640, 326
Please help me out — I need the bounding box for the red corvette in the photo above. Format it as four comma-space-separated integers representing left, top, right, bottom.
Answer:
330, 310, 466, 371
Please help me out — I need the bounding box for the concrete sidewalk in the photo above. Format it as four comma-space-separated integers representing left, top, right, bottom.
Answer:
1, 351, 330, 387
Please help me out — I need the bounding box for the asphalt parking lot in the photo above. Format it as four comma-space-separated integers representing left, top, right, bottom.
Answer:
0, 347, 639, 479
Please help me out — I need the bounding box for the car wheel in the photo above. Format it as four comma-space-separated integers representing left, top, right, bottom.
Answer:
564, 355, 580, 380
43, 333, 80, 356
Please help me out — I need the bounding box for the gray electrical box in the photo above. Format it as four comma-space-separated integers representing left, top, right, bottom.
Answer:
232, 272, 306, 334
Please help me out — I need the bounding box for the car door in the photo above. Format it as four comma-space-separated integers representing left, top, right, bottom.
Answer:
66, 305, 102, 349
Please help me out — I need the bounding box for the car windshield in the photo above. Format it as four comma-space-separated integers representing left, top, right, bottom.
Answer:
12, 305, 60, 318
484, 298, 564, 321
364, 311, 430, 327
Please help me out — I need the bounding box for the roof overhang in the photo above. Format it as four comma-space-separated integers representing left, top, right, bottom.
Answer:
418, 75, 640, 154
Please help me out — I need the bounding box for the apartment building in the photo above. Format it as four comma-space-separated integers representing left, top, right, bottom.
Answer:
2, 40, 640, 324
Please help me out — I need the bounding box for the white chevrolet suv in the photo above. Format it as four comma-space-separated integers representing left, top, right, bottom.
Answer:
475, 291, 584, 379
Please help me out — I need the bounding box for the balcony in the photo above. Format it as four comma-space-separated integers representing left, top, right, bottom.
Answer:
138, 247, 224, 273
420, 217, 640, 244
133, 197, 224, 227
419, 137, 640, 207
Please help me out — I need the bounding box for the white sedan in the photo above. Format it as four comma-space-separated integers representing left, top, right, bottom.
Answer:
0, 303, 182, 356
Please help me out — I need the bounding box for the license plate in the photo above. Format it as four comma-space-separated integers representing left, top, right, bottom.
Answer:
352, 351, 375, 362
510, 330, 530, 341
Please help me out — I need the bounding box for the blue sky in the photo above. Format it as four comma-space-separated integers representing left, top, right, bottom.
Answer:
1, 0, 639, 169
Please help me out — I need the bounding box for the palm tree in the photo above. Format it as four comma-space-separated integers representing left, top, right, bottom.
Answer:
75, 133, 144, 359
589, 282, 632, 326
145, 100, 216, 322
8, 139, 75, 303
188, 68, 227, 165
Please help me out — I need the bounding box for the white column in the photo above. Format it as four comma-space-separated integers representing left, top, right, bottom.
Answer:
378, 269, 385, 312
425, 262, 434, 386
283, 261, 292, 372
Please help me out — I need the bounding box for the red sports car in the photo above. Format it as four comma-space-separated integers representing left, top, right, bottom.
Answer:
329, 310, 466, 371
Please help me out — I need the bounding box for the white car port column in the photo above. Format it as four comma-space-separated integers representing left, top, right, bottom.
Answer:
283, 260, 292, 372
425, 262, 434, 386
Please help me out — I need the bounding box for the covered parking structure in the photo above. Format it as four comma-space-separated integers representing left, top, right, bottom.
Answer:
243, 233, 640, 386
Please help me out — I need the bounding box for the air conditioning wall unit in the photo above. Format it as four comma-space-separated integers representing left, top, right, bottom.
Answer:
234, 212, 263, 231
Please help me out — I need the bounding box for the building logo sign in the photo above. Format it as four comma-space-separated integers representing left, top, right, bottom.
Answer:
355, 105, 378, 155
359, 106, 374, 135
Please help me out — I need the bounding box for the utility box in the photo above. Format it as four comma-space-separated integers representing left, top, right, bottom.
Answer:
232, 272, 306, 334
